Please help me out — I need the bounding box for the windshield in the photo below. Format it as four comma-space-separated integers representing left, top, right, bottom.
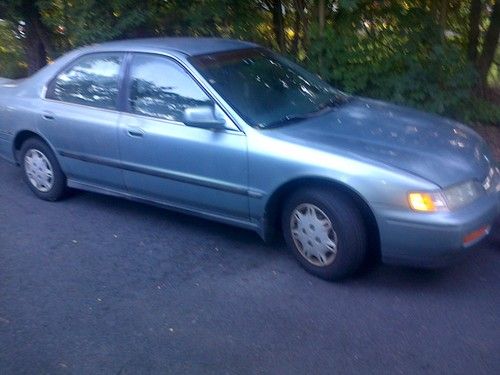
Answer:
189, 48, 348, 128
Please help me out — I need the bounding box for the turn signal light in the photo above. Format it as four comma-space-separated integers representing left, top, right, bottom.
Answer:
408, 193, 438, 212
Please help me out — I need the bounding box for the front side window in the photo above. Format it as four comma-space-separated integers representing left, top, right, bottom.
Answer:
127, 54, 212, 122
47, 53, 124, 110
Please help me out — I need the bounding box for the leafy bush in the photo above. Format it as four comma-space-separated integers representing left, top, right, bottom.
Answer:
1, 0, 498, 126
305, 4, 499, 126
461, 97, 500, 125
0, 20, 27, 78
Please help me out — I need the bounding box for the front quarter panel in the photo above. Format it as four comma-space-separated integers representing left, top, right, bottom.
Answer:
246, 127, 440, 224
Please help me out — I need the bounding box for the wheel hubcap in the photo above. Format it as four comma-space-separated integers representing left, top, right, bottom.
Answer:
290, 203, 338, 267
24, 149, 54, 193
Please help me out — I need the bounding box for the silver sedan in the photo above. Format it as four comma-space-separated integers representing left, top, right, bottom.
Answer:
0, 38, 498, 280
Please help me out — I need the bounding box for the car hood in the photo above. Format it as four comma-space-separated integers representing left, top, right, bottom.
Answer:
267, 97, 493, 187
0, 77, 22, 86
0, 78, 25, 96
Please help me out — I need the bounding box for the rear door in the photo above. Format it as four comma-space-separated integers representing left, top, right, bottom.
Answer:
118, 53, 249, 220
40, 52, 125, 190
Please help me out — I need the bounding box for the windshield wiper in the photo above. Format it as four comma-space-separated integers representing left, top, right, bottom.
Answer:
319, 95, 347, 110
262, 95, 348, 129
263, 112, 317, 129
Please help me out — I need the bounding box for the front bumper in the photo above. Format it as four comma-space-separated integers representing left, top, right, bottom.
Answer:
375, 190, 500, 267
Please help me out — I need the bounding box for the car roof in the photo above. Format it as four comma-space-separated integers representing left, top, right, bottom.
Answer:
88, 37, 259, 57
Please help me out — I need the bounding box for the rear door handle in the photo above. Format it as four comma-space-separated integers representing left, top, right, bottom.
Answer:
127, 128, 144, 138
42, 112, 55, 120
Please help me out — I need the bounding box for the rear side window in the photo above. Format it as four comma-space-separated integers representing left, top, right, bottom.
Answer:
46, 53, 124, 110
127, 54, 211, 122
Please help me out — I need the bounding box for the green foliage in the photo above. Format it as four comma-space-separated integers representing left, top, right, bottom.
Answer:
306, 1, 498, 125
461, 97, 500, 125
157, 0, 270, 45
0, 0, 498, 125
37, 0, 151, 47
0, 20, 27, 78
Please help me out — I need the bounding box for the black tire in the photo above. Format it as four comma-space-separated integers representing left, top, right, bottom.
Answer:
282, 188, 367, 280
20, 138, 66, 201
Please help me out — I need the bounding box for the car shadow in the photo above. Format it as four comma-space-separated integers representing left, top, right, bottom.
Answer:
67, 188, 278, 249
64, 188, 499, 290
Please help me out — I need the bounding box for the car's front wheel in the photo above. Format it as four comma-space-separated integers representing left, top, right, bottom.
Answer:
20, 138, 66, 201
282, 188, 367, 280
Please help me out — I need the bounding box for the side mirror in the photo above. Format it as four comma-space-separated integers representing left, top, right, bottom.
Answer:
183, 106, 226, 130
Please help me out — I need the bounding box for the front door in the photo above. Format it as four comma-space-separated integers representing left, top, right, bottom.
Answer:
118, 53, 249, 220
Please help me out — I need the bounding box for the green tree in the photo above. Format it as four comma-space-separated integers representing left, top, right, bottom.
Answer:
0, 0, 54, 74
0, 18, 26, 78
0, 0, 498, 124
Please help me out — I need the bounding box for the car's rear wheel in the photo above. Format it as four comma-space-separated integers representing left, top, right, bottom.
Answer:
20, 138, 66, 201
282, 188, 367, 280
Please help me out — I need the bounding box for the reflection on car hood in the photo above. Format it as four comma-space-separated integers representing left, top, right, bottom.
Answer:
269, 97, 493, 187
0, 78, 23, 86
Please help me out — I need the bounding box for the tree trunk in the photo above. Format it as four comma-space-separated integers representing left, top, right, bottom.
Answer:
291, 0, 305, 57
318, 0, 325, 71
318, 0, 325, 37
300, 0, 309, 52
476, 0, 500, 86
23, 30, 46, 75
467, 0, 482, 62
21, 0, 50, 74
270, 0, 286, 52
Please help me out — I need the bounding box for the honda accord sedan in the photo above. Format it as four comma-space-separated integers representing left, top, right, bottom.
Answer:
0, 38, 498, 280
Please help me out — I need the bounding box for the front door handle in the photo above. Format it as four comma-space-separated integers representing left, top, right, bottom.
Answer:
127, 128, 144, 138
42, 112, 55, 120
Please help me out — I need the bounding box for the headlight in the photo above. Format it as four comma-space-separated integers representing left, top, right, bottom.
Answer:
409, 180, 483, 212
442, 180, 483, 210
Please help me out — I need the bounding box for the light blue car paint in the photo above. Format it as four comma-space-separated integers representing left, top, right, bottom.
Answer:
0, 38, 498, 267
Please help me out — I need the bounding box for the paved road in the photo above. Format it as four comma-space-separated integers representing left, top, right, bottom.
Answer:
0, 159, 499, 374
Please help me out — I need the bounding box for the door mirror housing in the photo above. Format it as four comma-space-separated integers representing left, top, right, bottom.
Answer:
183, 106, 226, 130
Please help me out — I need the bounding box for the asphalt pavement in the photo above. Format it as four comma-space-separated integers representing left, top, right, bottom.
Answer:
0, 159, 499, 374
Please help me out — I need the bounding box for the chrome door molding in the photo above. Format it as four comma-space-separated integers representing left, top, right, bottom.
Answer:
58, 149, 264, 198
66, 177, 262, 233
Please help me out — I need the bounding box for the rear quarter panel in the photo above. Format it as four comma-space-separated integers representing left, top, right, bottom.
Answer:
0, 84, 20, 163
0, 86, 42, 163
0, 49, 82, 163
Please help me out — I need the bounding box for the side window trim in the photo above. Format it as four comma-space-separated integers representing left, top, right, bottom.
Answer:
44, 52, 119, 100
123, 53, 213, 120
116, 52, 133, 113
43, 50, 243, 132
45, 52, 125, 111
123, 52, 240, 133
